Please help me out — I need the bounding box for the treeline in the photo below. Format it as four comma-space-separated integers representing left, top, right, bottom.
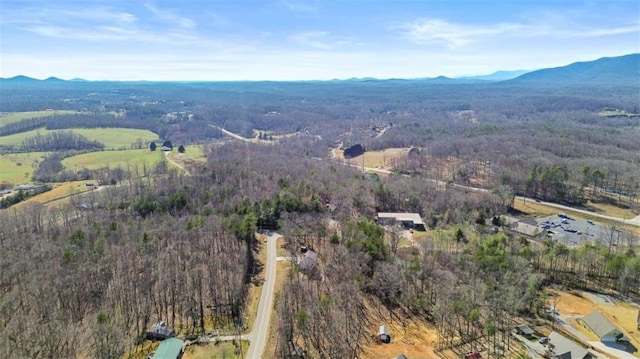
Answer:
21, 131, 104, 151
0, 185, 52, 208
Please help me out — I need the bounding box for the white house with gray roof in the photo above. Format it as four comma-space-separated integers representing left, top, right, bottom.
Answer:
579, 310, 628, 344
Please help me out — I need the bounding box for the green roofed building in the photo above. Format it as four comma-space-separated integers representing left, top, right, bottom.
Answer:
152, 338, 184, 359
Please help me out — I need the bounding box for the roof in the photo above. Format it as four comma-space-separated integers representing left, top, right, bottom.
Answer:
464, 352, 482, 359
152, 338, 183, 359
548, 331, 590, 359
516, 324, 534, 335
377, 212, 424, 225
379, 325, 388, 335
581, 311, 622, 339
394, 354, 409, 359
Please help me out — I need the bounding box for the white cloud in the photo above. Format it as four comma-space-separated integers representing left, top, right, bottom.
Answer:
397, 17, 640, 48
397, 18, 522, 48
290, 31, 351, 50
144, 3, 196, 29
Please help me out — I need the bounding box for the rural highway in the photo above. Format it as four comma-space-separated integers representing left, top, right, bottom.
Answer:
245, 232, 279, 359
339, 160, 640, 228
210, 125, 253, 143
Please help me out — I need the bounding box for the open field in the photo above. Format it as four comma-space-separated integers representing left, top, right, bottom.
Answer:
586, 200, 639, 219
598, 109, 639, 117
63, 149, 164, 171
183, 341, 249, 359
169, 145, 207, 162
0, 152, 48, 185
340, 148, 411, 170
360, 304, 439, 359
13, 181, 95, 208
0, 110, 81, 126
0, 127, 158, 149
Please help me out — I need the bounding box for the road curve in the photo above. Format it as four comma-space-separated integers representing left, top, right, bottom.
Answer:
245, 232, 279, 358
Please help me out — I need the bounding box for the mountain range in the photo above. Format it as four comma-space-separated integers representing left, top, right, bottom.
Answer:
1, 53, 638, 85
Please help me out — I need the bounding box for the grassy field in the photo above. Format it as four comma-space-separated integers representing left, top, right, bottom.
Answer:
0, 110, 81, 126
0, 127, 158, 149
63, 149, 165, 171
167, 145, 207, 163
183, 341, 249, 359
598, 109, 639, 117
339, 148, 411, 170
0, 152, 48, 185
13, 181, 95, 209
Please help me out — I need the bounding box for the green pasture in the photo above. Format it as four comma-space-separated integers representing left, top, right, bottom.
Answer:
167, 144, 208, 162
0, 127, 159, 149
0, 152, 49, 185
63, 149, 165, 172
0, 110, 81, 126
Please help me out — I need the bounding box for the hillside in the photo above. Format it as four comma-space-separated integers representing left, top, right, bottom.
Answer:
510, 53, 640, 84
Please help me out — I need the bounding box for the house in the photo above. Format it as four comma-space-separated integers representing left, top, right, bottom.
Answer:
513, 218, 540, 237
579, 311, 628, 344
547, 331, 591, 359
377, 212, 426, 231
298, 249, 321, 281
146, 321, 175, 341
515, 324, 535, 339
152, 338, 184, 359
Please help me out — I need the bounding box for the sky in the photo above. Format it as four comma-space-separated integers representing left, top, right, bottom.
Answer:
0, 0, 639, 81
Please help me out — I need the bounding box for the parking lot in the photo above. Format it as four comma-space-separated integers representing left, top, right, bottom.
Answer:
535, 213, 612, 247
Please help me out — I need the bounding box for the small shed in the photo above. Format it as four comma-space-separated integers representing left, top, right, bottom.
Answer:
515, 324, 535, 339
379, 325, 391, 343
146, 321, 175, 341
152, 338, 184, 359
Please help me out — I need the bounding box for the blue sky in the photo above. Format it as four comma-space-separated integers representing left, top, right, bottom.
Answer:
1, 0, 638, 81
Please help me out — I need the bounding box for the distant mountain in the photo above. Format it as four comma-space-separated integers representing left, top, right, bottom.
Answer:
44, 77, 66, 83
458, 70, 530, 81
509, 53, 640, 84
0, 75, 41, 83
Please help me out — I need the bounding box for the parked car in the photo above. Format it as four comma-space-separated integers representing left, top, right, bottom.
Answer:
539, 336, 548, 344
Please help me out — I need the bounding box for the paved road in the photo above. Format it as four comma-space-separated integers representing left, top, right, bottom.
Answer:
514, 196, 640, 227
245, 232, 279, 359
341, 158, 640, 228
211, 125, 253, 143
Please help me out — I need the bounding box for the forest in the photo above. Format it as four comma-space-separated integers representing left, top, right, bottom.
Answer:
0, 75, 639, 358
